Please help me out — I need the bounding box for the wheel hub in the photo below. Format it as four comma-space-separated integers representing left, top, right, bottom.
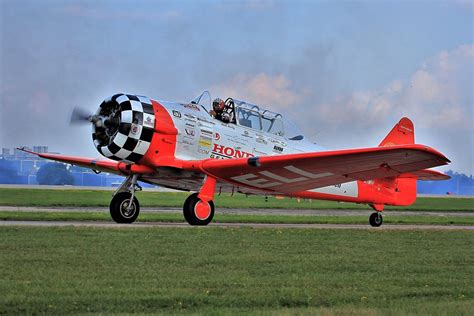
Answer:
120, 200, 135, 218
194, 201, 211, 220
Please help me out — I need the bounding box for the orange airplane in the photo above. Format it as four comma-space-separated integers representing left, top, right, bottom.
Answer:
20, 92, 450, 227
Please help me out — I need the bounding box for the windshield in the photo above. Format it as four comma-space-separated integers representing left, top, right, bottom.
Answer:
232, 99, 305, 140
190, 91, 211, 112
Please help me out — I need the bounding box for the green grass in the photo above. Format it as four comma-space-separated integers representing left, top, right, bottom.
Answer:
0, 188, 473, 211
1, 210, 474, 226
0, 227, 472, 314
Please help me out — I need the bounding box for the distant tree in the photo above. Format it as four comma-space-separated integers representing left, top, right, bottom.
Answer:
36, 163, 74, 185
0, 159, 19, 184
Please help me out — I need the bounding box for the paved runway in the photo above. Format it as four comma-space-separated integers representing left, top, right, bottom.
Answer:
1, 220, 473, 230
1, 206, 473, 230
1, 206, 473, 217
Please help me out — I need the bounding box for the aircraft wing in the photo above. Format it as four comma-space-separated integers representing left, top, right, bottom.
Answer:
17, 148, 154, 175
197, 144, 450, 194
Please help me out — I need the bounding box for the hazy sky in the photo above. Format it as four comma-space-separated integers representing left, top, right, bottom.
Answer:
1, 0, 473, 174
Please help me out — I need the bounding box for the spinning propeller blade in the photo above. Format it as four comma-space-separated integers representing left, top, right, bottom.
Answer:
70, 107, 93, 125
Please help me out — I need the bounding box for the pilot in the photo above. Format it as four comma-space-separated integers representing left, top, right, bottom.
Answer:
210, 98, 225, 121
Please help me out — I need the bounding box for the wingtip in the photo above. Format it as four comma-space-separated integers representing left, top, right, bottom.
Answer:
16, 147, 38, 155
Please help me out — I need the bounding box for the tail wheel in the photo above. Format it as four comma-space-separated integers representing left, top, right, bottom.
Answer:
369, 212, 383, 227
183, 193, 214, 226
110, 192, 140, 223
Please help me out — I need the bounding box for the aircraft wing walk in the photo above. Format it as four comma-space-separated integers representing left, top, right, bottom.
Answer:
199, 144, 450, 194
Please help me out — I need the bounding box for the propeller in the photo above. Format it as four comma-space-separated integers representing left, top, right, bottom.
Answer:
70, 107, 93, 124
70, 107, 104, 128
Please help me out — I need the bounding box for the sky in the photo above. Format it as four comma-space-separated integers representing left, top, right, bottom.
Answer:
0, 0, 473, 174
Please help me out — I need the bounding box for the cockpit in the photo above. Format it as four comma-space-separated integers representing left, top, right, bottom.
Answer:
190, 91, 306, 141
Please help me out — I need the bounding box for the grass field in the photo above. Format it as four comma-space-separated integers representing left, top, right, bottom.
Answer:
0, 188, 473, 211
0, 226, 472, 314
1, 210, 474, 226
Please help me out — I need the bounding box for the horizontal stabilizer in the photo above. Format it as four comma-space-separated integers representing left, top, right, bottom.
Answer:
398, 169, 451, 181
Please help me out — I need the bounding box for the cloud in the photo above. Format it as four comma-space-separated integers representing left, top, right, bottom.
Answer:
316, 44, 473, 130
210, 73, 307, 110
306, 45, 473, 174
56, 5, 182, 22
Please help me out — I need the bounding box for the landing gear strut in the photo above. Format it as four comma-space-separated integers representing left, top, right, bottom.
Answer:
183, 176, 216, 226
109, 174, 141, 223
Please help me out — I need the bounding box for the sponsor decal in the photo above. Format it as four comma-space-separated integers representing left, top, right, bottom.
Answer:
200, 129, 213, 136
270, 139, 287, 147
185, 122, 195, 128
242, 130, 252, 138
131, 124, 140, 135
185, 128, 195, 137
273, 145, 284, 152
184, 103, 201, 111
211, 143, 254, 159
198, 148, 210, 155
256, 137, 267, 145
172, 110, 182, 118
198, 117, 215, 124
143, 115, 154, 128
182, 139, 194, 145
184, 114, 196, 120
199, 137, 212, 148
215, 132, 220, 141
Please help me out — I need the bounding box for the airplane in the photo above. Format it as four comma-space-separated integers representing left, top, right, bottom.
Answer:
19, 91, 450, 227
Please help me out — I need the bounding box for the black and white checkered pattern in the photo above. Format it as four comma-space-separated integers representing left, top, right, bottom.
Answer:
92, 94, 155, 163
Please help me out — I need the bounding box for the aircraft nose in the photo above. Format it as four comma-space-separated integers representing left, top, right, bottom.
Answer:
92, 94, 156, 163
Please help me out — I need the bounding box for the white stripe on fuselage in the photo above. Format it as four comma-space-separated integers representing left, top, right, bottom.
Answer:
308, 181, 358, 197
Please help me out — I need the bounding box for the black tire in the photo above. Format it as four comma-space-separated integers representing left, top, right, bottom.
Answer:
109, 192, 140, 223
369, 212, 383, 227
183, 193, 214, 226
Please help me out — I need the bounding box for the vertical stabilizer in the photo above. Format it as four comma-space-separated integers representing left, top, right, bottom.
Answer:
376, 117, 417, 206
379, 117, 414, 147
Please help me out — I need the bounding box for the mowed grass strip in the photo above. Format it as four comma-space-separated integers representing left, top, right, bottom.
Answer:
1, 211, 474, 225
0, 227, 472, 314
0, 188, 473, 211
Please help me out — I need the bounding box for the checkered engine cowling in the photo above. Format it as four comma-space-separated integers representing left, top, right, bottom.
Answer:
92, 94, 155, 163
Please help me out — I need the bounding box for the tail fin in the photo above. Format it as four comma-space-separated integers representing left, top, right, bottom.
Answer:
379, 117, 414, 147
375, 117, 417, 207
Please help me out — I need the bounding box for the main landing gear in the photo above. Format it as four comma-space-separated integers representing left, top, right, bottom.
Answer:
183, 193, 215, 225
110, 174, 141, 223
109, 174, 217, 225
369, 204, 384, 227
183, 176, 217, 226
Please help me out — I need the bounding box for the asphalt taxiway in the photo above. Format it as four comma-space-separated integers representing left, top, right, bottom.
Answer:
1, 206, 473, 230
0, 220, 473, 230
1, 206, 473, 217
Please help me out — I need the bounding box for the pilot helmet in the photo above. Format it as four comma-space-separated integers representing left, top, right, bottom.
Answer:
212, 98, 225, 112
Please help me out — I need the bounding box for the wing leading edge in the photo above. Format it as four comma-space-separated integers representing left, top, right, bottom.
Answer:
195, 144, 450, 194
17, 148, 155, 175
